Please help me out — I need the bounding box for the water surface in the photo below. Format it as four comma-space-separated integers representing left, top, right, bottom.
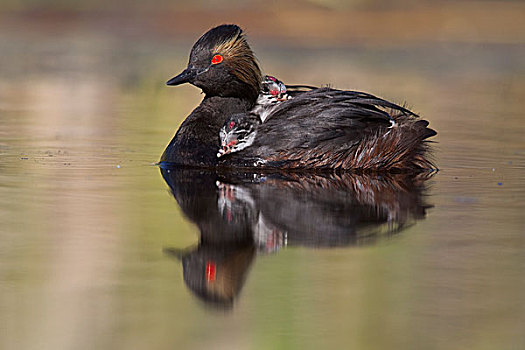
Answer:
1, 7, 524, 350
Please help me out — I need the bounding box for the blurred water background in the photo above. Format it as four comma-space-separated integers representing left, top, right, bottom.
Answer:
1, 1, 524, 349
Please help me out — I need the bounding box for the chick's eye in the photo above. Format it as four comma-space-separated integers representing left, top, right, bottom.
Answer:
211, 54, 223, 65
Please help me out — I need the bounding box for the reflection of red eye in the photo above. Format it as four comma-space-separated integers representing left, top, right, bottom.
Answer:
211, 54, 223, 64
206, 261, 216, 282
229, 121, 235, 129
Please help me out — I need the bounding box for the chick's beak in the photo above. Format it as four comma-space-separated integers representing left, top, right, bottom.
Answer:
166, 68, 195, 86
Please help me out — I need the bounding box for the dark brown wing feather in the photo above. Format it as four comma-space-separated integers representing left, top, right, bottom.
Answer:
221, 88, 436, 171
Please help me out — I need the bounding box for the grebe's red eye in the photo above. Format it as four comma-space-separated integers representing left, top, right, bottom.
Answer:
211, 54, 223, 65
229, 121, 235, 129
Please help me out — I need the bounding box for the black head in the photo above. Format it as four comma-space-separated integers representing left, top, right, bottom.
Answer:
167, 24, 262, 102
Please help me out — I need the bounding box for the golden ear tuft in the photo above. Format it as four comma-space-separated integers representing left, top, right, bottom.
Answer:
214, 28, 262, 92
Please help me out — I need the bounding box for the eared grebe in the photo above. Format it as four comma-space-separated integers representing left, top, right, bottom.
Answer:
162, 24, 436, 171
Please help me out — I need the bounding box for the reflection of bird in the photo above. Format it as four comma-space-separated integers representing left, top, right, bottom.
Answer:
161, 168, 433, 308
216, 181, 257, 224
164, 244, 256, 309
163, 24, 436, 171
216, 180, 287, 253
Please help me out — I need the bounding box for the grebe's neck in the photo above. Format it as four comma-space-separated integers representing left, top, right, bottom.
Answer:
161, 96, 253, 166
